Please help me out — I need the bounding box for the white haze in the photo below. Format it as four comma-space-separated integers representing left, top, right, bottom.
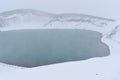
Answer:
0, 0, 120, 19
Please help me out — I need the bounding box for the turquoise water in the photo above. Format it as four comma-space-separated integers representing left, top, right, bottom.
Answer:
0, 29, 109, 67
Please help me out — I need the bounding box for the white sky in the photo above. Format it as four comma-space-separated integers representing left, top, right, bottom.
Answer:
0, 0, 120, 19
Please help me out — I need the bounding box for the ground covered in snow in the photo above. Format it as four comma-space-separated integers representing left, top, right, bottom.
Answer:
0, 9, 120, 80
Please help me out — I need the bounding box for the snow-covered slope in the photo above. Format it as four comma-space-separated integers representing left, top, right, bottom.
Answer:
0, 9, 54, 29
0, 9, 115, 33
102, 23, 120, 56
45, 13, 115, 33
106, 25, 120, 42
0, 9, 120, 80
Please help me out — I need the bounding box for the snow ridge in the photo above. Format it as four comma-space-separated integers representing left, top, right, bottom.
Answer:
0, 9, 115, 31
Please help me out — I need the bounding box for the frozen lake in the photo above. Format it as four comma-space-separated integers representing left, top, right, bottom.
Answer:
0, 29, 109, 67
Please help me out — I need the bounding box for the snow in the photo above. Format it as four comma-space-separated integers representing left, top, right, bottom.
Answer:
0, 9, 54, 29
0, 9, 120, 80
0, 63, 24, 74
0, 9, 115, 32
0, 55, 120, 80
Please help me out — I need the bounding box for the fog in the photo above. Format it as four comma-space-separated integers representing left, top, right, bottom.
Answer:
0, 0, 119, 19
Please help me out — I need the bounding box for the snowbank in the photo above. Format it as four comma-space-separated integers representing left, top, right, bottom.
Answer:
0, 63, 24, 74
0, 55, 120, 80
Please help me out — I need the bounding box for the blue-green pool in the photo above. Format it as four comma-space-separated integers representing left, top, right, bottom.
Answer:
0, 29, 109, 67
